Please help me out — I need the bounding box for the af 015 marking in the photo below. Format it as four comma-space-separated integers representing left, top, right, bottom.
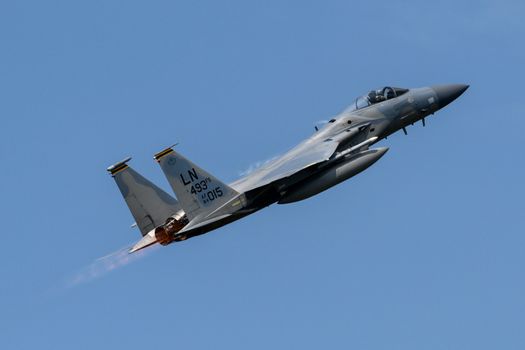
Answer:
201, 187, 223, 204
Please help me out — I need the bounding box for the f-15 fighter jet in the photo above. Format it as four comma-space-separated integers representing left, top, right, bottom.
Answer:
107, 84, 468, 253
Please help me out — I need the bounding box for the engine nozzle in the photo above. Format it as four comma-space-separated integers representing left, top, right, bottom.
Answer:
154, 216, 188, 245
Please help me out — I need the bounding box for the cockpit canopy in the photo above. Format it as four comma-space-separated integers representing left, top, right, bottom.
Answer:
352, 86, 409, 111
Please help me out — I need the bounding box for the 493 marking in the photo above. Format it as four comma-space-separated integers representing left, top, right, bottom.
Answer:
188, 178, 223, 204
189, 179, 210, 195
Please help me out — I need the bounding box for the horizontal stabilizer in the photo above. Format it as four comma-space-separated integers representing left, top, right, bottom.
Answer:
129, 231, 158, 253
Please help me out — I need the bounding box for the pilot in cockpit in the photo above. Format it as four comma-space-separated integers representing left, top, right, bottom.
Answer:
368, 87, 396, 103
352, 86, 409, 112
368, 90, 386, 103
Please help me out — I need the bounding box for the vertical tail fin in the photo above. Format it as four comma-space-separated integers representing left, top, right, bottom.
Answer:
154, 147, 239, 220
107, 157, 181, 235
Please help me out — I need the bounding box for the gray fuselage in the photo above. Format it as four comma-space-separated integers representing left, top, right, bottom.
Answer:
182, 84, 468, 239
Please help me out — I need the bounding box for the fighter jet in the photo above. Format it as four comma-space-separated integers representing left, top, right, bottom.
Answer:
107, 84, 468, 253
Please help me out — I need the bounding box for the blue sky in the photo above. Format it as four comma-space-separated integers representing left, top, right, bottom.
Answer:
1, 1, 524, 349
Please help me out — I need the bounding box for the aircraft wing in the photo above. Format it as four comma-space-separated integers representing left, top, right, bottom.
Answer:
232, 138, 339, 192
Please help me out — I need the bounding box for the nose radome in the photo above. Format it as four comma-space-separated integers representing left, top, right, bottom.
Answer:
431, 84, 469, 108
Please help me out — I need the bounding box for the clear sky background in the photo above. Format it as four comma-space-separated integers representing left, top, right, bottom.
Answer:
1, 1, 524, 349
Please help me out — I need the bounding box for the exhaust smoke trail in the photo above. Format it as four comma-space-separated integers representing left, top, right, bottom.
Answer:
66, 243, 159, 288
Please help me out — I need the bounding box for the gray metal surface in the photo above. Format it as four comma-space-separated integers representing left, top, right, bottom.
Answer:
279, 147, 389, 204
107, 159, 181, 236
107, 83, 469, 252
230, 137, 340, 192
155, 148, 239, 221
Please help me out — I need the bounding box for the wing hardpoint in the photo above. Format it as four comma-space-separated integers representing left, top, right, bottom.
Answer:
107, 157, 181, 235
154, 147, 239, 221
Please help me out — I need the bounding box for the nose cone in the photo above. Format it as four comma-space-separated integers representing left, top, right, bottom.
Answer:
431, 84, 469, 108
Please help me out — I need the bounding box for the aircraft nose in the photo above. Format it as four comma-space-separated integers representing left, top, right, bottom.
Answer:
431, 84, 469, 108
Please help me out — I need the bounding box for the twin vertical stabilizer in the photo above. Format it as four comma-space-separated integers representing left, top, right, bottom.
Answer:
154, 147, 239, 221
107, 148, 241, 254
107, 157, 181, 236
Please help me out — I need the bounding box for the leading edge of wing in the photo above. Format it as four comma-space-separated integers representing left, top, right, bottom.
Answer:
231, 138, 339, 192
